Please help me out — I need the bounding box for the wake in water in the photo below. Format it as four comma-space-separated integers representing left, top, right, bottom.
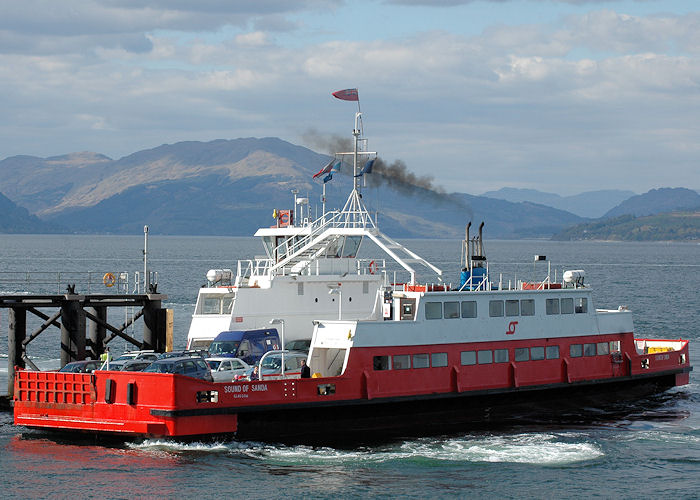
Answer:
127, 431, 603, 466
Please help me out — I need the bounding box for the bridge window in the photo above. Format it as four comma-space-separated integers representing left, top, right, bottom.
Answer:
561, 298, 574, 314
425, 302, 442, 319
575, 298, 588, 313
461, 301, 477, 318
461, 351, 476, 365
521, 299, 535, 316
489, 300, 504, 317
546, 345, 560, 359
444, 301, 460, 319
413, 353, 429, 368
431, 352, 448, 367
341, 236, 362, 258
494, 349, 509, 363
546, 298, 560, 315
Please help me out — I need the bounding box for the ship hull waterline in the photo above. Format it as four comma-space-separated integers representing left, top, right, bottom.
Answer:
14, 368, 690, 445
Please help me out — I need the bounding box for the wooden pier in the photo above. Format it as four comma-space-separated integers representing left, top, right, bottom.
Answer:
1, 292, 172, 401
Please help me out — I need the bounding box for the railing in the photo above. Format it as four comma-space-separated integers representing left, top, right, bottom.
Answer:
270, 210, 343, 264
356, 258, 386, 276
0, 271, 134, 294
269, 206, 377, 269
234, 258, 274, 286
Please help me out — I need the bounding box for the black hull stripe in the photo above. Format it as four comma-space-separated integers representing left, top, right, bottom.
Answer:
150, 366, 691, 418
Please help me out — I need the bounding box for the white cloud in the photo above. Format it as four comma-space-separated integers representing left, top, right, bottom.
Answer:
1, 2, 699, 195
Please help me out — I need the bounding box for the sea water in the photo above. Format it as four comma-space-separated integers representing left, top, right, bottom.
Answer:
0, 235, 698, 498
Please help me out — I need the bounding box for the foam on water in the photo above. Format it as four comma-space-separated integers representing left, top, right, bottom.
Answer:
129, 432, 603, 466
128, 440, 235, 454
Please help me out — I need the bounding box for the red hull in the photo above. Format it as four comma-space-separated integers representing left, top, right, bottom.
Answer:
13, 335, 692, 440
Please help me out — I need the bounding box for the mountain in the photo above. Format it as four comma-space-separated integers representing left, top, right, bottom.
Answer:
481, 187, 636, 218
1, 138, 585, 238
0, 192, 61, 233
552, 211, 700, 241
0, 152, 113, 214
602, 187, 700, 218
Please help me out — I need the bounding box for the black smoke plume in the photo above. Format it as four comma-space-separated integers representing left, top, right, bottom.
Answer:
303, 129, 446, 198
367, 157, 445, 197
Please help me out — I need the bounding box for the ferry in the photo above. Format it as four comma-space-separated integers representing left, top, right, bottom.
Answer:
13, 97, 692, 442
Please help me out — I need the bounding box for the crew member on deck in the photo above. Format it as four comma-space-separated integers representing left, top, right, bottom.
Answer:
300, 359, 311, 378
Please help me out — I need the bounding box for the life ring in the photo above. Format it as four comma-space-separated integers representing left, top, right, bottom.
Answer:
103, 272, 116, 287
368, 260, 377, 274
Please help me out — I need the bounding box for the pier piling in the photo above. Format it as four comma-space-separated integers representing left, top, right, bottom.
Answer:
2, 293, 170, 399
7, 308, 26, 397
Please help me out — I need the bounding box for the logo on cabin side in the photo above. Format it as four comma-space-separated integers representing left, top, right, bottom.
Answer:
506, 321, 518, 335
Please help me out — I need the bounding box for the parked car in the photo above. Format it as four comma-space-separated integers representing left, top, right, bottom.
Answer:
114, 350, 158, 362
156, 350, 208, 360
143, 356, 214, 382
121, 359, 152, 372
207, 329, 280, 365
99, 359, 129, 371
59, 360, 101, 373
243, 351, 308, 380
206, 357, 251, 382
285, 339, 311, 354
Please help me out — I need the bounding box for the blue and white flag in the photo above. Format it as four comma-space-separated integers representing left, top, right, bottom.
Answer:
354, 158, 375, 177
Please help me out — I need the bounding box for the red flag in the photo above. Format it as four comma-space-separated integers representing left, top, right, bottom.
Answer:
313, 159, 335, 179
332, 88, 359, 101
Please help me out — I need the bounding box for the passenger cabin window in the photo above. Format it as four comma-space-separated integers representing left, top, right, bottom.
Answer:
597, 342, 610, 355
494, 349, 509, 363
609, 340, 621, 352
514, 348, 529, 362
478, 350, 493, 364
461, 301, 477, 318
530, 346, 545, 361
505, 300, 520, 317
199, 294, 235, 315
521, 299, 535, 316
393, 355, 410, 370
546, 298, 560, 315
546, 345, 560, 359
575, 298, 588, 313
431, 353, 448, 367
444, 301, 460, 319
489, 300, 504, 317
561, 298, 574, 314
413, 354, 429, 368
583, 343, 596, 356
570, 344, 583, 357
373, 356, 391, 370
425, 302, 442, 320
461, 351, 476, 366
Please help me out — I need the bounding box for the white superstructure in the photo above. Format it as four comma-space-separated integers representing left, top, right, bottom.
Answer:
186, 111, 442, 349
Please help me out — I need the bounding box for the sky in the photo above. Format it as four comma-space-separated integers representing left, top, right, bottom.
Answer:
1, 0, 699, 196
